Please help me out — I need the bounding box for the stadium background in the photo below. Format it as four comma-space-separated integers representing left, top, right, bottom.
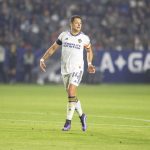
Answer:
0, 0, 150, 84
0, 1, 150, 150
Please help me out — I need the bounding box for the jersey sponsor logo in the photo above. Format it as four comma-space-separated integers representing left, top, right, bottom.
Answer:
63, 42, 81, 49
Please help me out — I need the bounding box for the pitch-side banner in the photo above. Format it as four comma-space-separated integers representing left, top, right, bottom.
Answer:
94, 50, 150, 83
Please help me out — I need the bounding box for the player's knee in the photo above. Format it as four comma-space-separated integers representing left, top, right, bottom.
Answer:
68, 89, 75, 97
68, 84, 76, 97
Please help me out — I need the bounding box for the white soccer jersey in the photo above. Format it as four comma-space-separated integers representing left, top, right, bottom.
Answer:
57, 31, 91, 75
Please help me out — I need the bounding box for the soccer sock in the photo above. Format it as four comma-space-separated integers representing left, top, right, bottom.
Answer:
66, 96, 77, 120
75, 100, 83, 117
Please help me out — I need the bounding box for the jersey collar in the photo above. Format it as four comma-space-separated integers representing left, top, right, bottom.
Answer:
69, 31, 81, 36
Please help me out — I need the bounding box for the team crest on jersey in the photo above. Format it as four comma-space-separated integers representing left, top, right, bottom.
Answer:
78, 39, 82, 43
65, 38, 68, 40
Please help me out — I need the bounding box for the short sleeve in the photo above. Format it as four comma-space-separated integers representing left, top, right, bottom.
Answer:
56, 32, 65, 45
58, 32, 65, 41
84, 35, 91, 49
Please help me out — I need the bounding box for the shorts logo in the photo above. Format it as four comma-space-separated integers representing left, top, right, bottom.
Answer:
78, 39, 82, 43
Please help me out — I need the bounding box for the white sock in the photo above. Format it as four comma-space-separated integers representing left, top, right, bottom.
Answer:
67, 102, 76, 120
75, 100, 83, 117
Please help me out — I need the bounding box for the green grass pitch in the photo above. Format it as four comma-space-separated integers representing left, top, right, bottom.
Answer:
0, 84, 150, 150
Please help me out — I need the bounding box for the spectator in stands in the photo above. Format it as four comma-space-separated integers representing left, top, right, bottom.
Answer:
23, 48, 34, 83
8, 43, 17, 83
0, 0, 150, 51
0, 45, 7, 83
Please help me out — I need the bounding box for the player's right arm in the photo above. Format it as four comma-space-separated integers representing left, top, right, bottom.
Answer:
40, 42, 60, 72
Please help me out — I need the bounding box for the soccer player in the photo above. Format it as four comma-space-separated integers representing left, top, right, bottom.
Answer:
40, 15, 95, 131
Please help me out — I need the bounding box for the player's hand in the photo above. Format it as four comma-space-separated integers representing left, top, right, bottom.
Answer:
40, 58, 46, 72
88, 64, 96, 74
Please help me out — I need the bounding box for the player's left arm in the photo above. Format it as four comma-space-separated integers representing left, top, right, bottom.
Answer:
85, 44, 96, 74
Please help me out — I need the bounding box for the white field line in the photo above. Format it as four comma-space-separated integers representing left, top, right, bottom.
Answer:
50, 113, 150, 123
0, 118, 150, 128
0, 111, 45, 115
89, 123, 150, 128
0, 111, 150, 123
89, 115, 150, 122
0, 118, 48, 123
0, 141, 52, 146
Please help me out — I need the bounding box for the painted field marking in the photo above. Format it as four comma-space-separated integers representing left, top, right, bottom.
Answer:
0, 118, 150, 128
0, 111, 150, 123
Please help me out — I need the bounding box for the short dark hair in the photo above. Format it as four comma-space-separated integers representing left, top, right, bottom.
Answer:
70, 15, 82, 23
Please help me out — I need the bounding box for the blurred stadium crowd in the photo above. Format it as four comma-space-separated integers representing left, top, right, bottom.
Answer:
0, 0, 150, 83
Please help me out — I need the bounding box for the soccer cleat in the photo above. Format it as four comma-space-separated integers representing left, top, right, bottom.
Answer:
62, 119, 71, 131
80, 113, 87, 131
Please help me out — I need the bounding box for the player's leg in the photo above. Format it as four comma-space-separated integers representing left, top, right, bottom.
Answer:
68, 83, 87, 131
68, 85, 83, 118
69, 70, 87, 131
75, 99, 87, 131
62, 70, 87, 131
67, 84, 78, 120
62, 75, 76, 131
